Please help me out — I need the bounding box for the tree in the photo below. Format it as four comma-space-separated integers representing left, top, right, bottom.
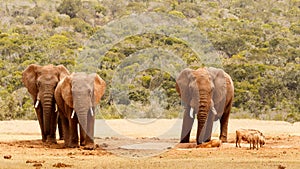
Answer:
57, 0, 82, 18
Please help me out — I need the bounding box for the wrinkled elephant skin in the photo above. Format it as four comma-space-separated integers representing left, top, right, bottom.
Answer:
55, 72, 106, 148
22, 64, 69, 143
176, 67, 234, 145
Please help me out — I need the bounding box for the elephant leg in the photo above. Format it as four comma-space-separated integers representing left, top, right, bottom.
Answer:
219, 101, 232, 142
36, 107, 46, 142
58, 116, 64, 140
68, 116, 79, 148
47, 109, 58, 144
60, 115, 70, 147
180, 106, 194, 143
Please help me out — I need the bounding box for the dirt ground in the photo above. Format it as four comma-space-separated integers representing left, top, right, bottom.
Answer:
1, 119, 300, 169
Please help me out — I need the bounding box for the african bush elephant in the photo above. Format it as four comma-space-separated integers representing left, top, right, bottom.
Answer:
176, 67, 234, 145
22, 64, 69, 143
54, 72, 106, 148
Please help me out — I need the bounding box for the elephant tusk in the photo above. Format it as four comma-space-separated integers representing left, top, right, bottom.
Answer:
55, 104, 58, 112
189, 107, 194, 119
90, 108, 94, 116
211, 106, 217, 115
71, 110, 75, 119
34, 100, 39, 108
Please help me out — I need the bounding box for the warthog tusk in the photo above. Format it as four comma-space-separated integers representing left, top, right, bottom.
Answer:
90, 108, 94, 116
34, 100, 39, 108
71, 110, 75, 119
189, 107, 194, 119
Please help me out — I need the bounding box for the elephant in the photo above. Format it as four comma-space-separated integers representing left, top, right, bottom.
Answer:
54, 72, 106, 148
176, 67, 234, 145
22, 64, 70, 143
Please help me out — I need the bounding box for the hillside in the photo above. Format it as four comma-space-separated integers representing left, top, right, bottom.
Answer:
0, 0, 299, 122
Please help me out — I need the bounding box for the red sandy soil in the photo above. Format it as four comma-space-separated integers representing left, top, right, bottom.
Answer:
0, 119, 300, 169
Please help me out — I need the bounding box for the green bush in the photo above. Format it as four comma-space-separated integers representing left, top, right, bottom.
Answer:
0, 0, 299, 122
57, 0, 82, 18
94, 5, 107, 15
70, 18, 94, 35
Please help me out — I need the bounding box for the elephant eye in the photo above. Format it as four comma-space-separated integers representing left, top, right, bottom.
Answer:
36, 81, 41, 87
37, 70, 43, 76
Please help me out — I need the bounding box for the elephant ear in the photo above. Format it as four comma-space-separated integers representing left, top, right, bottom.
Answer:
176, 68, 195, 105
61, 74, 73, 108
56, 65, 70, 80
92, 73, 106, 105
22, 64, 41, 99
207, 67, 227, 115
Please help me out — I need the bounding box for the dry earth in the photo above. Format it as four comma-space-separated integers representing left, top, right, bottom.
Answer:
0, 119, 300, 169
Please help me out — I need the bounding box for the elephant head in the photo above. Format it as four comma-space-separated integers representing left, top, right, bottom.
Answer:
59, 72, 106, 141
176, 67, 227, 144
22, 64, 69, 142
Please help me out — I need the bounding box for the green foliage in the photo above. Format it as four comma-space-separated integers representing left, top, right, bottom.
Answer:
140, 75, 152, 88
94, 5, 107, 15
174, 2, 202, 18
290, 22, 300, 35
0, 0, 299, 122
57, 0, 82, 18
70, 18, 94, 34
0, 87, 36, 120
28, 6, 43, 19
168, 10, 186, 18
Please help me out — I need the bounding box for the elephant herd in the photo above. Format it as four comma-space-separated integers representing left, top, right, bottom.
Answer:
22, 64, 234, 149
22, 64, 106, 149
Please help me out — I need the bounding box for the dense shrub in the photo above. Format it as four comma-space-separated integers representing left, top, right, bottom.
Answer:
0, 0, 299, 122
57, 0, 82, 18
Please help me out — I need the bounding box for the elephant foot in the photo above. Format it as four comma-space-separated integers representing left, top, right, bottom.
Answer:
66, 145, 79, 148
68, 143, 79, 148
63, 143, 69, 148
80, 140, 86, 146
83, 143, 96, 150
180, 139, 190, 143
204, 138, 211, 143
180, 134, 191, 143
220, 136, 227, 143
46, 137, 57, 144
42, 138, 47, 143
80, 137, 94, 147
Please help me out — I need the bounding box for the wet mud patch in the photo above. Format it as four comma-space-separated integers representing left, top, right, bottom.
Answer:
95, 137, 177, 157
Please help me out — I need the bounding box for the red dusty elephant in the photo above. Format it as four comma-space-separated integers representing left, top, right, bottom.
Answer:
22, 64, 69, 143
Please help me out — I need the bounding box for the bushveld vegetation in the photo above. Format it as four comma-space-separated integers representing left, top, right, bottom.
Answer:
0, 0, 299, 122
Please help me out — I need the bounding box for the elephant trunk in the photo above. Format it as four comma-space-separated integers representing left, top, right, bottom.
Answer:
73, 96, 90, 133
73, 92, 95, 145
75, 107, 88, 132
42, 92, 54, 136
196, 92, 211, 144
